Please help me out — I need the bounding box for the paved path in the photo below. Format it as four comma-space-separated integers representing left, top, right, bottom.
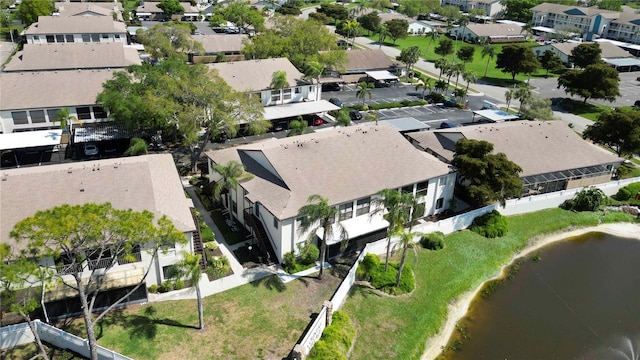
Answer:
0, 39, 17, 69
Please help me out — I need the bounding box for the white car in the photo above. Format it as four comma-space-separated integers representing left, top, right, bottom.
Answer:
84, 144, 98, 156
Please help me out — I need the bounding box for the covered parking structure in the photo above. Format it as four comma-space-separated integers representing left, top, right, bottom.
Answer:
603, 58, 640, 72
472, 109, 520, 122
72, 124, 144, 159
0, 129, 63, 168
263, 100, 340, 121
522, 164, 616, 195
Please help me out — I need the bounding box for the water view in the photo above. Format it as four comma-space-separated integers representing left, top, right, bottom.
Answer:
442, 232, 640, 360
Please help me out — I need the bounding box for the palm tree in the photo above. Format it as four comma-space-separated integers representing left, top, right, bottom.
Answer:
415, 77, 432, 99
213, 161, 254, 222
356, 81, 374, 106
457, 15, 469, 44
481, 44, 496, 78
378, 24, 389, 49
424, 30, 439, 55
344, 19, 359, 48
371, 189, 414, 272
365, 111, 379, 125
172, 252, 204, 330
270, 71, 289, 105
452, 62, 465, 88
514, 86, 532, 112
394, 228, 422, 287
434, 79, 448, 94
297, 195, 348, 280
56, 108, 81, 134
453, 88, 466, 102
434, 58, 451, 80
505, 88, 514, 112
462, 69, 477, 95
288, 118, 309, 137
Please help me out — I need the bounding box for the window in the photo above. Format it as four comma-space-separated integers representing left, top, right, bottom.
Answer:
12, 111, 28, 125
295, 216, 304, 227
162, 265, 177, 280
231, 200, 237, 214
401, 185, 414, 194
270, 90, 280, 102
356, 197, 370, 216
46, 35, 54, 43
55, 34, 64, 43
416, 181, 429, 197
76, 107, 92, 120
33, 35, 39, 41
30, 110, 46, 123
436, 198, 444, 209
295, 87, 301, 94
440, 176, 448, 186
115, 34, 121, 39
47, 109, 60, 122
66, 34, 74, 42
82, 34, 91, 42
339, 202, 353, 221
102, 34, 109, 39
91, 34, 100, 42
273, 217, 278, 229
283, 88, 292, 101
93, 106, 108, 119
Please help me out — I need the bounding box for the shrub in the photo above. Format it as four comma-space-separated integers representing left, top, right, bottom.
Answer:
282, 251, 297, 273
356, 253, 380, 280
160, 281, 174, 292
308, 311, 355, 360
470, 210, 508, 238
208, 255, 231, 278
200, 223, 215, 242
123, 137, 148, 156
368, 262, 414, 295
562, 187, 606, 211
420, 232, 445, 250
204, 241, 218, 250
300, 244, 320, 265
148, 284, 159, 293
174, 279, 185, 290
614, 182, 640, 201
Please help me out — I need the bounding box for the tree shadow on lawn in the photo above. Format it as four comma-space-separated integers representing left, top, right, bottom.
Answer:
96, 306, 198, 341
478, 76, 524, 87
250, 274, 287, 292
347, 284, 385, 300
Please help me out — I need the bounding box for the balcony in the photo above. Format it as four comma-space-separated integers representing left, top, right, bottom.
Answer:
88, 257, 115, 270
55, 263, 83, 275
117, 252, 142, 265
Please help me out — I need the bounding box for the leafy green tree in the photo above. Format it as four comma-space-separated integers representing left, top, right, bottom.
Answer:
371, 189, 415, 271
335, 109, 352, 127
520, 95, 554, 120
317, 3, 348, 23
469, 7, 487, 19
370, 0, 392, 9
452, 139, 523, 206
538, 49, 564, 77
297, 195, 348, 280
502, 0, 538, 22
385, 18, 409, 44
219, 2, 265, 33
137, 23, 204, 62
397, 46, 421, 77
495, 44, 540, 81
271, 70, 289, 105
481, 44, 496, 77
288, 118, 310, 137
434, 37, 454, 58
358, 11, 381, 35
213, 161, 254, 221
123, 137, 148, 156
563, 187, 606, 211
457, 45, 475, 64
158, 0, 184, 16
276, 3, 302, 15
557, 63, 620, 104
598, 0, 622, 11
439, 5, 460, 28
583, 107, 640, 157
569, 42, 601, 68
16, 0, 54, 26
171, 252, 204, 330
356, 81, 374, 106
10, 203, 187, 360
397, 0, 439, 17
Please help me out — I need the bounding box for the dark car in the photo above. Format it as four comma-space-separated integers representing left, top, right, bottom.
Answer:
634, 100, 640, 108
443, 97, 457, 107
322, 83, 341, 92
329, 98, 343, 107
349, 110, 362, 120
439, 121, 458, 129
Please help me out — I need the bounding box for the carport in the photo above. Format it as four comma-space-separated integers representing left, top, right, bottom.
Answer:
263, 100, 340, 120
603, 58, 640, 72
72, 124, 143, 159
361, 117, 431, 133
365, 71, 399, 82
0, 129, 63, 168
472, 109, 519, 123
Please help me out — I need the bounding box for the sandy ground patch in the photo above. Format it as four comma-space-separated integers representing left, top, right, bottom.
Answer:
421, 223, 640, 360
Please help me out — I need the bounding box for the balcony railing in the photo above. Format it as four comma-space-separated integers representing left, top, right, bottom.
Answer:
55, 263, 83, 275
117, 252, 142, 265
88, 257, 115, 270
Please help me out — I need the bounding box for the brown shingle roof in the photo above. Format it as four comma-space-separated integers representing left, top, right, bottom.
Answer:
0, 154, 196, 250
205, 126, 451, 220
191, 34, 247, 54
407, 121, 622, 177
3, 43, 141, 72
208, 58, 306, 92
0, 69, 116, 111
55, 2, 122, 17
25, 16, 126, 35
532, 3, 620, 19
550, 41, 633, 58
344, 49, 399, 72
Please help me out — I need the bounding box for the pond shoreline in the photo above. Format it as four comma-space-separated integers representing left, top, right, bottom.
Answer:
420, 222, 640, 360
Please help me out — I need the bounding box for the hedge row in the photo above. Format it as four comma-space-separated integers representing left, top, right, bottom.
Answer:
308, 311, 355, 360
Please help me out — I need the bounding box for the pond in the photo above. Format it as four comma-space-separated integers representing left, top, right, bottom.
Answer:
441, 232, 640, 360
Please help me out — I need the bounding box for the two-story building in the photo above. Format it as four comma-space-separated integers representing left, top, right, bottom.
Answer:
205, 125, 456, 263
54, 1, 124, 21
606, 12, 640, 45
531, 3, 621, 41
188, 34, 247, 63
0, 154, 198, 317
24, 16, 127, 45
441, 0, 505, 18
209, 58, 339, 122
449, 23, 525, 43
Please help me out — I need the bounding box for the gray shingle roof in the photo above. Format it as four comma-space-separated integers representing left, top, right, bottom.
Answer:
407, 121, 622, 177
191, 34, 247, 54
55, 2, 122, 17
0, 69, 115, 111
0, 154, 196, 250
550, 41, 633, 58
208, 58, 306, 92
3, 43, 141, 72
532, 3, 620, 19
25, 16, 126, 35
206, 125, 452, 220
344, 49, 399, 72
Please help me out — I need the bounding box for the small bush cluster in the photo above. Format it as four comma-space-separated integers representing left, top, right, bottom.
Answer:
282, 244, 320, 273
356, 253, 380, 281
614, 182, 640, 201
123, 137, 147, 156
470, 210, 508, 238
368, 100, 427, 110
560, 187, 606, 212
148, 279, 188, 294
420, 232, 445, 250
207, 255, 231, 278
308, 311, 355, 360
368, 262, 415, 295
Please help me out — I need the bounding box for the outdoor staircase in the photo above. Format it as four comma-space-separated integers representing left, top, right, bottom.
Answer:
191, 212, 208, 269
244, 209, 277, 265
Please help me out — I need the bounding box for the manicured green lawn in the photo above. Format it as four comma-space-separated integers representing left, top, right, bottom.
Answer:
341, 208, 638, 359
557, 98, 612, 121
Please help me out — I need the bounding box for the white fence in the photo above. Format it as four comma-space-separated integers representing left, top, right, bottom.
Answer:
291, 177, 640, 358
0, 320, 133, 360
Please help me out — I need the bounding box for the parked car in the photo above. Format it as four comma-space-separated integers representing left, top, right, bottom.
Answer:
636, 76, 640, 82
322, 83, 341, 92
84, 144, 98, 156
303, 114, 324, 126
443, 97, 457, 107
272, 120, 288, 132
634, 100, 640, 108
329, 98, 343, 107
349, 110, 362, 120
439, 121, 458, 129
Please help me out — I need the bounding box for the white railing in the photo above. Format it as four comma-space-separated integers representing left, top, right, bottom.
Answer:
0, 320, 133, 360
331, 247, 369, 310
296, 306, 327, 356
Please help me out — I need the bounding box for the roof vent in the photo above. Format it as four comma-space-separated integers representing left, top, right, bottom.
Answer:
68, 167, 73, 173
1, 174, 7, 181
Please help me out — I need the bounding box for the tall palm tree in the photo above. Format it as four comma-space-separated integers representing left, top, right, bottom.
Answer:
462, 69, 477, 94
371, 189, 414, 272
452, 62, 465, 88
56, 108, 81, 134
415, 77, 432, 99
434, 58, 451, 80
344, 19, 360, 48
378, 24, 389, 49
424, 30, 439, 56
270, 71, 289, 105
213, 161, 254, 222
356, 81, 374, 106
514, 86, 532, 112
297, 195, 348, 280
505, 88, 514, 112
434, 79, 448, 94
481, 44, 496, 78
394, 228, 422, 287
172, 252, 204, 330
365, 110, 379, 125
